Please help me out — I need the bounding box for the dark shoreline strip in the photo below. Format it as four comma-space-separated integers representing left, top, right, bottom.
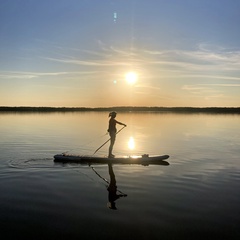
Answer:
0, 106, 240, 114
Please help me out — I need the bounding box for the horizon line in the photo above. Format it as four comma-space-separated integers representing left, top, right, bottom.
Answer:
0, 106, 239, 114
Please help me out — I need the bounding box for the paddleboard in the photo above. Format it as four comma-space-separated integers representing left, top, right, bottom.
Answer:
53, 153, 170, 165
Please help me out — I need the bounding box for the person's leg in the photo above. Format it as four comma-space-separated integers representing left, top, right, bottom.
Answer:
108, 132, 116, 157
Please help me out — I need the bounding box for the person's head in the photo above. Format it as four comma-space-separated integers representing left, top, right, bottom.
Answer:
109, 111, 117, 118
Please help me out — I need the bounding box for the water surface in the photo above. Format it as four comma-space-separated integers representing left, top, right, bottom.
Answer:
0, 112, 239, 239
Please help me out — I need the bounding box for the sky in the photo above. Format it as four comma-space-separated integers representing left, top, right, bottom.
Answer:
0, 0, 240, 107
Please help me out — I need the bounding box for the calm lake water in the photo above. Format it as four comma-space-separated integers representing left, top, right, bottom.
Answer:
0, 112, 240, 239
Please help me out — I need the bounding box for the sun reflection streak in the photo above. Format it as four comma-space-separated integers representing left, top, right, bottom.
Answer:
128, 136, 135, 150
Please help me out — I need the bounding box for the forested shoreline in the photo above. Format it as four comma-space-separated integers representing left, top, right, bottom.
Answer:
0, 106, 240, 114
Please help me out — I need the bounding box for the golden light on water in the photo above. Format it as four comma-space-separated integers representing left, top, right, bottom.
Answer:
128, 136, 135, 150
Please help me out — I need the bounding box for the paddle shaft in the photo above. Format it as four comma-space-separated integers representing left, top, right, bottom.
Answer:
93, 125, 126, 155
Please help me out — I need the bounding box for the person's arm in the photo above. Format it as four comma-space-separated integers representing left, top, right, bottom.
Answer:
116, 120, 127, 127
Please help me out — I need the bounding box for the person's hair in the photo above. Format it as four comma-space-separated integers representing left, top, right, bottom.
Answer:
109, 111, 117, 117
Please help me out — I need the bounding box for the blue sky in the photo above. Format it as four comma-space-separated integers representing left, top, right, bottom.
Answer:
0, 0, 240, 107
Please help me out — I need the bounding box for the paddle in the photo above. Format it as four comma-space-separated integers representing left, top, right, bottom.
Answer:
93, 125, 126, 155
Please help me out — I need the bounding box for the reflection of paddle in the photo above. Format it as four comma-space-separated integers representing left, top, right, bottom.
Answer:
91, 165, 127, 196
93, 125, 126, 155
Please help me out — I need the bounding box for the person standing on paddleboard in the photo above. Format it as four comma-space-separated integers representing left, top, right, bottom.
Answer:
108, 112, 126, 158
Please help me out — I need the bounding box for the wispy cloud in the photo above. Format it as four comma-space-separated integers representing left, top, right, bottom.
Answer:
198, 83, 240, 87
0, 71, 68, 79
37, 40, 240, 70
43, 57, 130, 67
19, 41, 240, 86
172, 74, 240, 82
183, 83, 240, 90
182, 82, 240, 101
182, 85, 218, 97
0, 70, 98, 80
143, 44, 240, 72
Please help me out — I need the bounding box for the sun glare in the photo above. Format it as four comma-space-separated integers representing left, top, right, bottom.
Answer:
128, 137, 135, 150
125, 72, 138, 85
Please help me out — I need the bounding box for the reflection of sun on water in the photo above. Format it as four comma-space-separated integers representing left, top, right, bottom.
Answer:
128, 137, 135, 150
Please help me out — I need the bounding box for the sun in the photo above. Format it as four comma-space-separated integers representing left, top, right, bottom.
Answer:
125, 72, 138, 85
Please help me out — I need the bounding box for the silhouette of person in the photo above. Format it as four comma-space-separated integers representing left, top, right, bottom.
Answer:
108, 112, 126, 158
107, 163, 127, 210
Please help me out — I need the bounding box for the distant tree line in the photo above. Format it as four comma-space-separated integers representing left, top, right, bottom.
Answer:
0, 106, 240, 114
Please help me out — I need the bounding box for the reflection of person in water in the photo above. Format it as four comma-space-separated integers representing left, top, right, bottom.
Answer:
107, 163, 127, 210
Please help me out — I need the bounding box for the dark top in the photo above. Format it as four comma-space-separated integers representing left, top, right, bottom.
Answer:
108, 118, 117, 133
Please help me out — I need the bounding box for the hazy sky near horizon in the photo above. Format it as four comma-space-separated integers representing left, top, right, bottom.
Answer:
0, 0, 240, 107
